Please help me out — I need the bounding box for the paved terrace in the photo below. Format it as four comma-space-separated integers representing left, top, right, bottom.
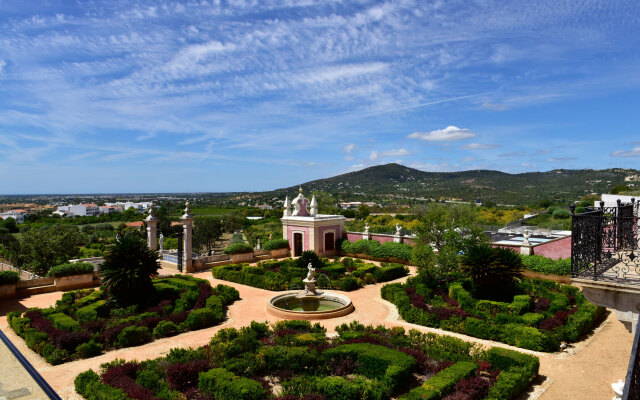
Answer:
0, 264, 634, 400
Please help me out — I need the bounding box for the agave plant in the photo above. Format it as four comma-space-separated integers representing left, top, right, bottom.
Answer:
459, 244, 523, 298
99, 231, 159, 305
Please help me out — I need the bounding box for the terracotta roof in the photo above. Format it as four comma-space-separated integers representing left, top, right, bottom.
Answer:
125, 221, 144, 227
9, 209, 28, 213
171, 221, 182, 226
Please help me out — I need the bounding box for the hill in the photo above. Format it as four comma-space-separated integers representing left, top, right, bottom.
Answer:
254, 164, 640, 205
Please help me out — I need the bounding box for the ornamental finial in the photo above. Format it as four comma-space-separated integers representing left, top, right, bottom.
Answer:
185, 201, 191, 214
299, 186, 303, 194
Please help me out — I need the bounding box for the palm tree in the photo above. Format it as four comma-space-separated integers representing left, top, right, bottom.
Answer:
459, 244, 523, 299
99, 231, 159, 305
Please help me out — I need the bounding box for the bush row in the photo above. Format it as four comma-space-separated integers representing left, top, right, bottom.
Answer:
223, 242, 254, 254
46, 262, 94, 278
521, 255, 571, 276
339, 239, 413, 261
0, 270, 20, 285
263, 238, 289, 250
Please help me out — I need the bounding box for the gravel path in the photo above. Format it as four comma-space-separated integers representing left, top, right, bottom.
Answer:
0, 267, 633, 399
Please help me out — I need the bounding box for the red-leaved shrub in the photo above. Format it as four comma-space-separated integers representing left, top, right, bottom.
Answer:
166, 359, 210, 391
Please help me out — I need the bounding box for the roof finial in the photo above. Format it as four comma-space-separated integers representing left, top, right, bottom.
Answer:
299, 186, 303, 194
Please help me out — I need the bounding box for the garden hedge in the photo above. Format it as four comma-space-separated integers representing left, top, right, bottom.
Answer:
46, 262, 94, 278
74, 320, 540, 400
263, 238, 289, 250
382, 277, 604, 352
223, 242, 254, 254
521, 255, 571, 276
339, 239, 413, 261
8, 275, 239, 365
0, 270, 20, 285
212, 257, 408, 291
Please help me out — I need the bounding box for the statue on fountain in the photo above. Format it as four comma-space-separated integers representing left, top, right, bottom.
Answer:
302, 262, 319, 295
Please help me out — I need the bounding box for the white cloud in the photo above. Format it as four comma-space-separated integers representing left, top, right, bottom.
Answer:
546, 157, 576, 162
460, 157, 475, 162
407, 162, 452, 172
343, 143, 355, 153
461, 143, 500, 150
369, 148, 409, 161
0, 60, 6, 74
408, 126, 475, 142
298, 62, 388, 84
611, 147, 640, 157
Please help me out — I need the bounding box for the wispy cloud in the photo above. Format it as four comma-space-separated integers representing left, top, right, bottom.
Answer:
369, 148, 409, 161
611, 147, 640, 158
462, 143, 500, 150
409, 126, 475, 142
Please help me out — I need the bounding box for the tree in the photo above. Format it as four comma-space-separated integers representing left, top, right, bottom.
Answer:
18, 225, 87, 276
413, 203, 487, 281
459, 244, 523, 299
0, 233, 20, 265
0, 218, 19, 233
99, 231, 159, 305
194, 216, 224, 256
356, 204, 370, 220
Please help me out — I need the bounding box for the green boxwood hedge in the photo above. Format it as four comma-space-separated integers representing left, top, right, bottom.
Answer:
0, 270, 20, 285
340, 239, 413, 261
263, 238, 289, 250
521, 255, 571, 276
47, 262, 94, 277
223, 242, 254, 254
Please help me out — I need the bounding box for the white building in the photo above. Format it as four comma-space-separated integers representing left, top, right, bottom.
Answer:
105, 202, 151, 212
0, 209, 28, 223
57, 204, 100, 217
596, 194, 637, 209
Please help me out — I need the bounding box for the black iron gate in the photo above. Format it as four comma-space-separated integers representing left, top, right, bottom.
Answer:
571, 199, 639, 283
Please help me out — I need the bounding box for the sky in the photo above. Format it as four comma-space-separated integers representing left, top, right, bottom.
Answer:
0, 0, 639, 194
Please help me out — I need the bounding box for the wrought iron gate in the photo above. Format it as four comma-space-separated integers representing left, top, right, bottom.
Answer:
571, 199, 639, 283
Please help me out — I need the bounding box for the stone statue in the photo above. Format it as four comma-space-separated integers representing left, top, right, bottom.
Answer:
159, 233, 164, 252
305, 262, 315, 281
395, 223, 402, 235
364, 223, 370, 233
257, 239, 261, 250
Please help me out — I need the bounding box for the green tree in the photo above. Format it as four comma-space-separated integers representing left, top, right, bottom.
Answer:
459, 244, 523, 299
99, 232, 159, 305
18, 225, 87, 276
0, 233, 20, 265
194, 216, 224, 256
0, 218, 19, 233
356, 204, 370, 220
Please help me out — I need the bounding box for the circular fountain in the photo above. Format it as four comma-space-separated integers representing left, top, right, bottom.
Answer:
267, 263, 355, 320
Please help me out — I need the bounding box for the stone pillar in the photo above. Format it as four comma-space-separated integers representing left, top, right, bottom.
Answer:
145, 202, 158, 251
181, 201, 194, 272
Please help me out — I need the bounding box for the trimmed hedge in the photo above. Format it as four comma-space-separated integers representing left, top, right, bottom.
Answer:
340, 239, 413, 261
383, 278, 604, 352
263, 238, 289, 250
0, 270, 20, 285
223, 242, 254, 254
521, 255, 570, 276
74, 320, 540, 400
47, 262, 94, 277
9, 275, 238, 365
212, 257, 407, 292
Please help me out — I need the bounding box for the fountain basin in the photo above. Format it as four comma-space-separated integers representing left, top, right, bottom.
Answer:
267, 292, 355, 320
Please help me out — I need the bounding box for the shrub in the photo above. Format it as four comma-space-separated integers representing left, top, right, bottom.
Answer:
374, 263, 408, 282
223, 243, 254, 254
335, 277, 361, 291
552, 208, 571, 219
76, 340, 103, 358
295, 250, 325, 270
406, 361, 477, 399
459, 244, 523, 293
185, 308, 220, 330
116, 326, 151, 347
315, 375, 389, 400
263, 239, 289, 250
521, 255, 571, 276
198, 368, 266, 400
47, 262, 94, 277
153, 320, 179, 338
167, 359, 211, 391
49, 312, 80, 332
77, 300, 107, 324
0, 270, 19, 284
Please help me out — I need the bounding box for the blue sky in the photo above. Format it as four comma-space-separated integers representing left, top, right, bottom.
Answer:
0, 0, 639, 194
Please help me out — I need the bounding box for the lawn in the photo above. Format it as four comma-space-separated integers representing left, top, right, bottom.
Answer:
212, 256, 409, 292
382, 277, 603, 352
7, 275, 239, 365
74, 320, 539, 400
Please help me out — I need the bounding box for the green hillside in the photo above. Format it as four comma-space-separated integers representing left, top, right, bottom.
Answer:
254, 164, 639, 205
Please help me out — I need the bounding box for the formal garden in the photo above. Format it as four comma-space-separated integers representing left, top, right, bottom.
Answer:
6, 232, 239, 365
382, 244, 603, 352
74, 320, 539, 400
211, 251, 409, 292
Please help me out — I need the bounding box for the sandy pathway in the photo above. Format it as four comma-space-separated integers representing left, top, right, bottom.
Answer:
0, 268, 633, 399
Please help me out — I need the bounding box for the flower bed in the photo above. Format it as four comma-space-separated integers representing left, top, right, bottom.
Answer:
212, 257, 408, 291
382, 277, 604, 352
7, 275, 239, 365
74, 320, 539, 400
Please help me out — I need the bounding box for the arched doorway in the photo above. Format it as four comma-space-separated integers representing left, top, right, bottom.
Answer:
325, 232, 335, 252
293, 232, 303, 257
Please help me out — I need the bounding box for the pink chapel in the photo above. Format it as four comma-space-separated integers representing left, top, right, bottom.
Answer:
281, 187, 345, 257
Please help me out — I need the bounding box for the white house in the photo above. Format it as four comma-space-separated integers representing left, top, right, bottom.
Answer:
58, 204, 100, 217
0, 209, 28, 223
